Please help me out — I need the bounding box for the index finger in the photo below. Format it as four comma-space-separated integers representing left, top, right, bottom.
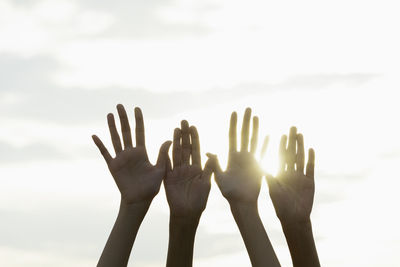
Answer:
190, 126, 201, 166
229, 112, 237, 154
134, 107, 145, 147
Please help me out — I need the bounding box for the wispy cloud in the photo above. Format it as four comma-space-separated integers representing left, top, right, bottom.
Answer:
0, 54, 379, 124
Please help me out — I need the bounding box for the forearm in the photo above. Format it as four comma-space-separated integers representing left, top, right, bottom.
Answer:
230, 202, 281, 267
97, 200, 151, 267
281, 219, 320, 267
166, 215, 200, 267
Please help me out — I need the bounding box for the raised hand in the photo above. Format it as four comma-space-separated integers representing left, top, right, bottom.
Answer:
92, 104, 171, 205
93, 104, 172, 267
207, 108, 280, 267
266, 127, 320, 267
266, 127, 315, 224
164, 120, 213, 267
207, 108, 267, 205
164, 120, 213, 219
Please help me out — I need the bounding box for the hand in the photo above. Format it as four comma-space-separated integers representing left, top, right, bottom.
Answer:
92, 104, 171, 205
164, 120, 213, 219
266, 127, 315, 224
207, 108, 268, 205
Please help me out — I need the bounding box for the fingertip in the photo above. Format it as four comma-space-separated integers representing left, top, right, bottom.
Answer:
181, 120, 189, 128
174, 128, 181, 134
297, 133, 304, 139
134, 107, 142, 115
245, 107, 252, 113
290, 126, 297, 134
164, 140, 173, 147
116, 105, 127, 116
107, 113, 114, 119
206, 152, 216, 158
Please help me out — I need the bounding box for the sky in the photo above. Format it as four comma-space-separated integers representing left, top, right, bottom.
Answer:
0, 0, 399, 266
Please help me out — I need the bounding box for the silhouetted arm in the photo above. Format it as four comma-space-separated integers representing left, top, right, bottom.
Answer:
266, 127, 320, 267
97, 201, 150, 266
207, 108, 280, 267
164, 121, 213, 267
281, 219, 319, 267
166, 215, 200, 267
92, 104, 171, 267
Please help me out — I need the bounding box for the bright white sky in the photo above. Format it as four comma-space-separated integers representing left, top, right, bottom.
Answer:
0, 0, 399, 266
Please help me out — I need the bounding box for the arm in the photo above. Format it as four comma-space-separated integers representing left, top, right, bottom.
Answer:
266, 127, 320, 267
92, 104, 171, 267
207, 108, 280, 267
164, 120, 213, 267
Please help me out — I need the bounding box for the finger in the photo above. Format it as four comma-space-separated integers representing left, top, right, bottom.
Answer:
172, 128, 182, 168
181, 120, 191, 165
249, 116, 259, 155
296, 133, 305, 172
306, 148, 315, 178
134, 107, 145, 147
92, 135, 112, 164
205, 153, 223, 176
202, 157, 214, 184
166, 157, 172, 173
156, 141, 172, 169
229, 112, 237, 154
260, 135, 269, 159
286, 126, 297, 171
240, 108, 252, 152
190, 126, 201, 166
278, 135, 287, 174
116, 104, 133, 148
107, 113, 122, 154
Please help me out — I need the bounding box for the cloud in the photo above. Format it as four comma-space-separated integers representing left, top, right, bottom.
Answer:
0, 141, 67, 163
77, 0, 213, 39
0, 54, 379, 125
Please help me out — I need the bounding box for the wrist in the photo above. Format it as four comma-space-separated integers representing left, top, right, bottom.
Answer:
229, 201, 260, 222
281, 217, 312, 232
170, 214, 201, 228
119, 199, 151, 216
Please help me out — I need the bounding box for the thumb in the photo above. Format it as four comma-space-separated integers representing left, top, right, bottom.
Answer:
202, 157, 214, 183
205, 153, 223, 176
156, 141, 172, 169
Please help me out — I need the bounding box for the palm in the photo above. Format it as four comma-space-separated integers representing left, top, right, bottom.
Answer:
165, 165, 210, 217
210, 109, 266, 205
270, 171, 314, 222
109, 147, 164, 204
267, 127, 316, 224
92, 104, 171, 205
164, 121, 212, 218
216, 152, 262, 204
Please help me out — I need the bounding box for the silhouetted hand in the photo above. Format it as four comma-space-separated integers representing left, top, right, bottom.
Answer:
164, 120, 213, 219
164, 120, 213, 267
206, 108, 280, 267
92, 104, 171, 205
266, 127, 315, 224
207, 108, 268, 205
266, 127, 320, 267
